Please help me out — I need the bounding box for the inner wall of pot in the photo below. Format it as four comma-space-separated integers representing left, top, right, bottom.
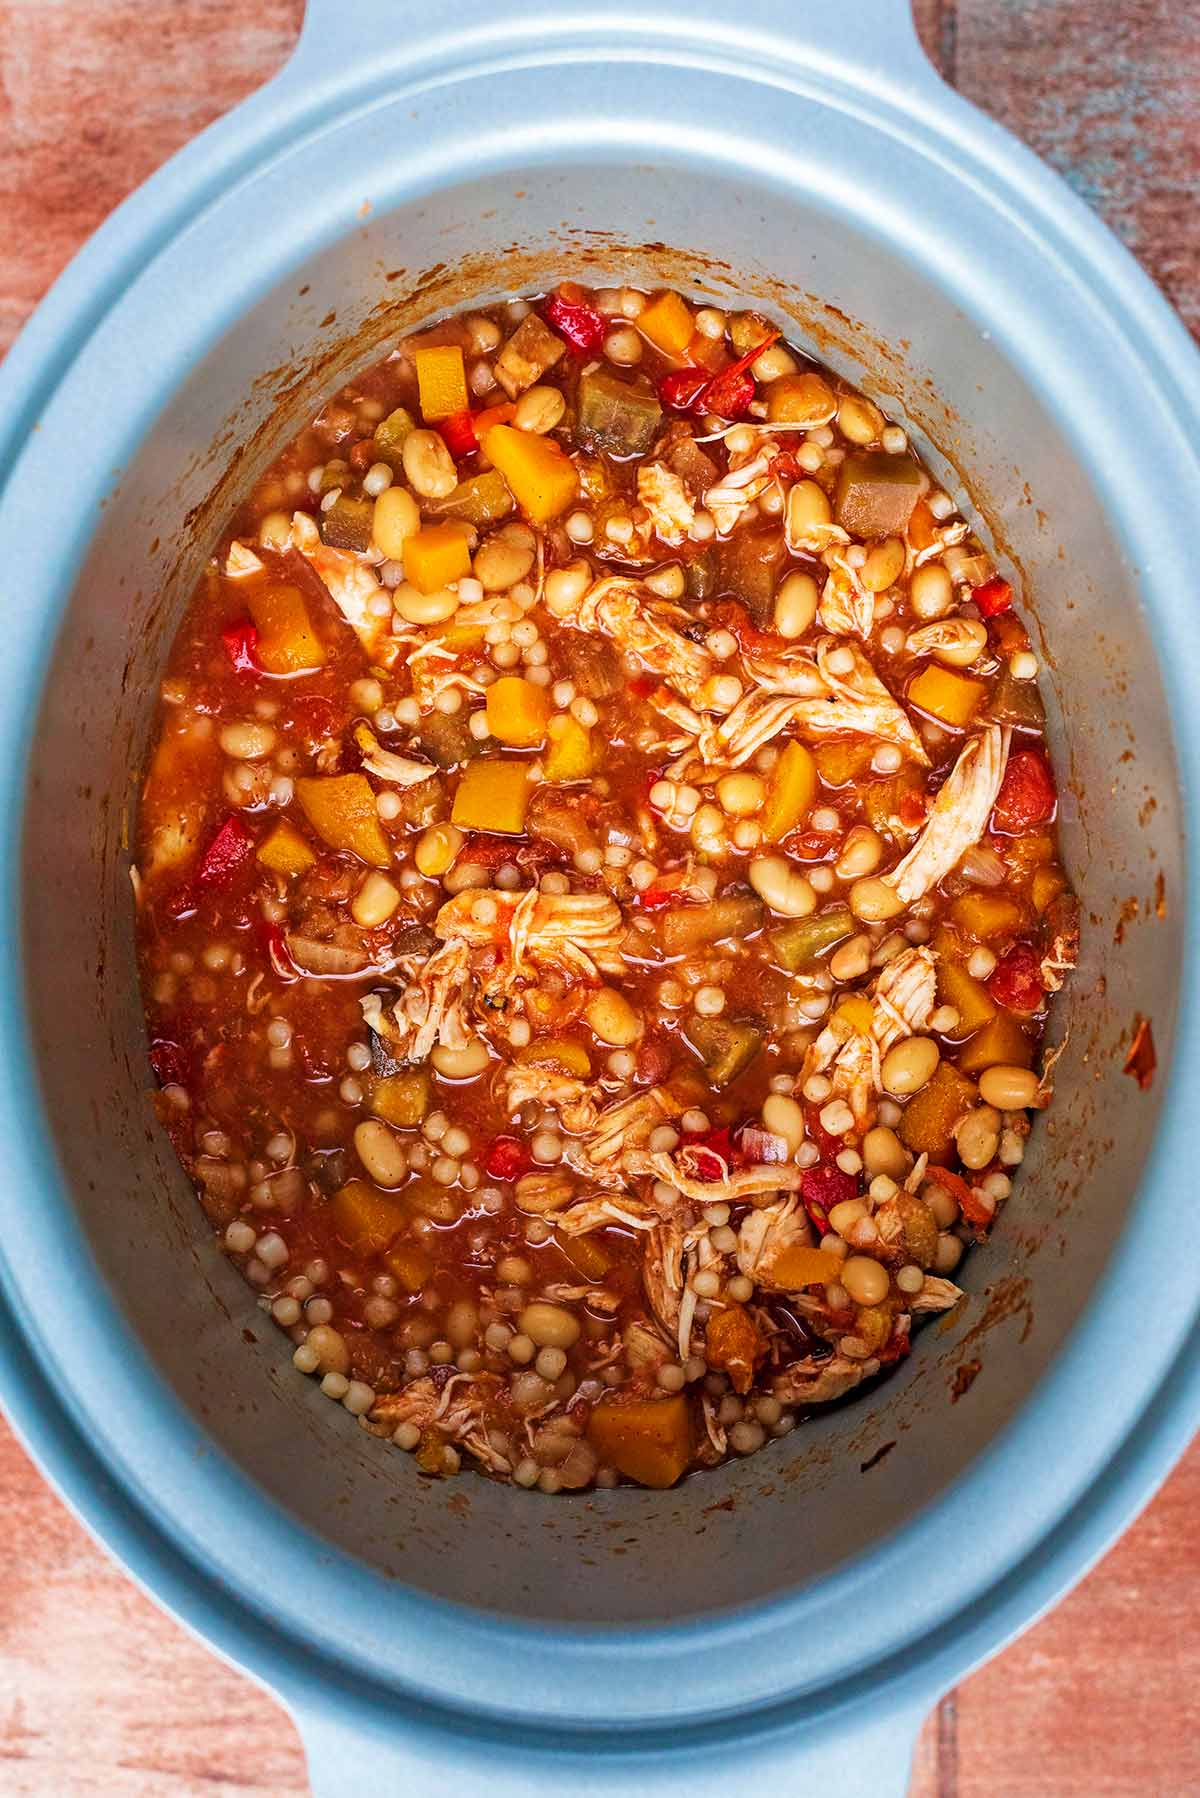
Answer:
25, 158, 1177, 1623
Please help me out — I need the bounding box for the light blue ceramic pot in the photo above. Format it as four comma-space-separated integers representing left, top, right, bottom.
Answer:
0, 3, 1197, 1790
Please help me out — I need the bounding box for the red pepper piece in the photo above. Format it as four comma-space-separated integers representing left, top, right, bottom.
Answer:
485, 1136, 531, 1182
992, 748, 1057, 833
439, 408, 478, 460
803, 1106, 845, 1162
923, 1164, 994, 1230
972, 575, 1013, 618
800, 1163, 857, 1234
658, 367, 712, 412
148, 1038, 190, 1089
898, 788, 929, 830
262, 923, 300, 981
543, 291, 607, 353
195, 814, 255, 889
638, 886, 676, 911
221, 618, 260, 676
987, 942, 1044, 1013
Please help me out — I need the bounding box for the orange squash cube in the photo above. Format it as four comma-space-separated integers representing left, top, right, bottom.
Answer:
587, 1395, 692, 1489
761, 739, 817, 842
543, 714, 597, 781
482, 424, 579, 522
704, 1304, 765, 1395
638, 290, 695, 358
767, 1244, 845, 1290
908, 665, 987, 730
957, 1013, 1034, 1076
246, 583, 325, 675
255, 820, 316, 878
486, 676, 551, 747
450, 757, 531, 834
332, 1180, 407, 1257
402, 522, 473, 594
414, 345, 468, 422
295, 774, 392, 867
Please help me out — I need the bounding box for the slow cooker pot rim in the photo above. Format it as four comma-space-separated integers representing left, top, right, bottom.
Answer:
0, 1, 1198, 1736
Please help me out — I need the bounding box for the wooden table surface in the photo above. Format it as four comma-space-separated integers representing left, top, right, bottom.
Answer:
0, 2, 1197, 1791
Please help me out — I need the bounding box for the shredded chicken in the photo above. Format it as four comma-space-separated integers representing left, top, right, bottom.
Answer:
577, 576, 713, 708
494, 1066, 601, 1137
819, 551, 874, 638
628, 1149, 801, 1207
367, 1374, 509, 1473
283, 512, 396, 665
434, 886, 626, 982
637, 462, 695, 546
905, 618, 986, 664
353, 723, 435, 788
883, 724, 1010, 907
361, 940, 473, 1063
800, 944, 937, 1126
565, 1088, 683, 1180
642, 1220, 687, 1350
772, 1352, 872, 1406
555, 1194, 659, 1235
224, 542, 264, 579
910, 1276, 964, 1313
704, 448, 779, 535
735, 1198, 814, 1287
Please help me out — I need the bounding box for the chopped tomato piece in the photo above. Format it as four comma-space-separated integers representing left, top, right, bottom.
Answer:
992, 748, 1057, 833
972, 575, 1012, 617
438, 409, 478, 459
485, 1136, 531, 1182
800, 1163, 857, 1233
195, 815, 255, 888
543, 291, 607, 353
987, 942, 1044, 1013
221, 617, 260, 675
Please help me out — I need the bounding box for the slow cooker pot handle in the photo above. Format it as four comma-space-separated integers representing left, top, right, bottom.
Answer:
292, 0, 936, 89
293, 1693, 932, 1795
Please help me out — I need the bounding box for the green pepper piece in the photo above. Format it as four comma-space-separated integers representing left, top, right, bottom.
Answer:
373, 406, 416, 472
684, 1015, 765, 1087
320, 493, 375, 552
769, 904, 854, 972
577, 366, 663, 457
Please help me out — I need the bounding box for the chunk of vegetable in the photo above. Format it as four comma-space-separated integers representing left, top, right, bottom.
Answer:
815, 740, 876, 787
659, 893, 763, 955
559, 1232, 612, 1281
401, 521, 473, 593
685, 1014, 765, 1086
957, 1013, 1034, 1076
516, 1038, 592, 1078
716, 525, 787, 628
949, 892, 1025, 938
704, 1304, 763, 1395
493, 314, 566, 398
415, 345, 468, 421
767, 1244, 845, 1289
373, 406, 416, 471
908, 665, 987, 730
320, 493, 375, 552
638, 290, 695, 358
542, 715, 598, 781
370, 1069, 432, 1128
761, 740, 817, 842
986, 665, 1046, 732
414, 710, 477, 770
576, 365, 664, 457
332, 1180, 406, 1257
769, 904, 854, 971
557, 632, 623, 698
934, 936, 996, 1033
256, 820, 316, 878
482, 424, 578, 522
428, 468, 514, 528
246, 583, 325, 675
383, 1240, 433, 1293
897, 1062, 976, 1156
402, 1179, 464, 1225
450, 757, 531, 834
875, 1193, 939, 1269
587, 1395, 692, 1489
295, 774, 392, 866
1030, 864, 1068, 913
861, 767, 926, 841
486, 676, 551, 747
834, 451, 922, 536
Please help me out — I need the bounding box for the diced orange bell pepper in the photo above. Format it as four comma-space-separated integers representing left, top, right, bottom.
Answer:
908, 665, 987, 730
638, 290, 695, 358
332, 1180, 407, 1257
295, 774, 392, 867
450, 757, 531, 834
482, 423, 579, 522
761, 739, 817, 842
245, 583, 325, 675
402, 522, 473, 594
486, 675, 551, 747
255, 820, 317, 878
587, 1395, 692, 1489
414, 345, 469, 422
